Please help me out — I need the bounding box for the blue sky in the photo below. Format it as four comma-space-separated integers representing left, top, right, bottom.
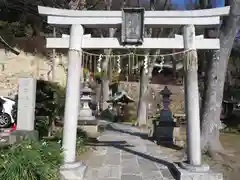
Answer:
171, 0, 225, 8
170, 0, 240, 40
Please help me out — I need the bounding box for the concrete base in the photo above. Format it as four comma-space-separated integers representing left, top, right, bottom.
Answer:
78, 124, 100, 138
60, 161, 87, 180
9, 130, 39, 144
179, 162, 210, 172
78, 120, 98, 125
173, 163, 223, 180
0, 129, 12, 146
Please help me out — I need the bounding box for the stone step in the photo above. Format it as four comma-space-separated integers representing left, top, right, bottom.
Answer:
0, 129, 12, 146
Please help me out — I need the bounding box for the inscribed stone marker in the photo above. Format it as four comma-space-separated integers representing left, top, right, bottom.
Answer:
17, 78, 36, 131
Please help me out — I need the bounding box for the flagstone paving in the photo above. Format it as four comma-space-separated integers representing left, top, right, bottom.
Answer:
83, 123, 182, 180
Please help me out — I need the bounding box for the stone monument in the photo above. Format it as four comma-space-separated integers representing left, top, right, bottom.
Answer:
11, 78, 38, 142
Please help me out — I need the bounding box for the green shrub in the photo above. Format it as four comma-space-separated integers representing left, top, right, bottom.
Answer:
44, 128, 88, 157
13, 80, 66, 120
36, 117, 49, 138
35, 80, 66, 118
0, 139, 63, 180
76, 136, 88, 156
100, 109, 115, 122
121, 104, 136, 122
13, 80, 66, 137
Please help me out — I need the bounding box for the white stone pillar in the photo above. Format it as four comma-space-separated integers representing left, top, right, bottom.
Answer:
62, 25, 83, 164
10, 78, 38, 143
17, 78, 37, 131
183, 25, 201, 166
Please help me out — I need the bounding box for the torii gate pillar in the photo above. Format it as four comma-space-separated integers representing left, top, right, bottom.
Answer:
183, 25, 202, 166
60, 24, 87, 179
177, 25, 212, 177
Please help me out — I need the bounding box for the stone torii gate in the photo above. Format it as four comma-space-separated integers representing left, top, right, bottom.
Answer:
38, 6, 229, 180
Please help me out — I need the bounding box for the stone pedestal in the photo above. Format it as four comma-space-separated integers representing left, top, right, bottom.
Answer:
78, 124, 100, 138
60, 162, 87, 180
152, 115, 180, 145
10, 130, 39, 144
173, 163, 222, 180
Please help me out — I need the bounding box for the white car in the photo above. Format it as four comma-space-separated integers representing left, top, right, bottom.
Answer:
0, 96, 16, 128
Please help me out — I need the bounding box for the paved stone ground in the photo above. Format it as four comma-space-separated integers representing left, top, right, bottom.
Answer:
84, 123, 182, 180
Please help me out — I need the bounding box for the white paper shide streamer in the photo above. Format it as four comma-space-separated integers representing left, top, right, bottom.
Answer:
117, 55, 121, 73
97, 54, 102, 72
158, 56, 165, 73
80, 49, 191, 74
144, 54, 148, 74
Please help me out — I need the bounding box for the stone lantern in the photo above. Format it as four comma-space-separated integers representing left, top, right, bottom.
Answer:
152, 86, 180, 145
78, 83, 96, 123
160, 86, 172, 111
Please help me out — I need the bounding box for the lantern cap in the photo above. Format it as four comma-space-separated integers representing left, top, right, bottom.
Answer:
81, 85, 92, 93
81, 95, 92, 101
160, 86, 172, 96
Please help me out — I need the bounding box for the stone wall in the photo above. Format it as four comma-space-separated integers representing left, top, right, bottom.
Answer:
0, 50, 68, 97
118, 81, 185, 114
0, 46, 185, 115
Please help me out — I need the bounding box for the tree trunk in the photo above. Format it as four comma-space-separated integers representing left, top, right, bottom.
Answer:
101, 52, 110, 111
227, 69, 233, 86
201, 50, 224, 155
136, 0, 155, 126
136, 68, 149, 126
201, 0, 240, 156
136, 49, 160, 126
135, 27, 178, 126
101, 80, 110, 110
101, 27, 115, 111
172, 57, 177, 80
98, 0, 115, 111
100, 0, 115, 111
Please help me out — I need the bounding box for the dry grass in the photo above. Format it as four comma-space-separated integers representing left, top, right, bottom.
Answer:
179, 125, 240, 180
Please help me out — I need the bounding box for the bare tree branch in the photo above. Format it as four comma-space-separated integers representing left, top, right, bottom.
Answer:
0, 36, 20, 55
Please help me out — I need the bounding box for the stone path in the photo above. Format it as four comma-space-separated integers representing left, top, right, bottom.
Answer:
84, 123, 181, 180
